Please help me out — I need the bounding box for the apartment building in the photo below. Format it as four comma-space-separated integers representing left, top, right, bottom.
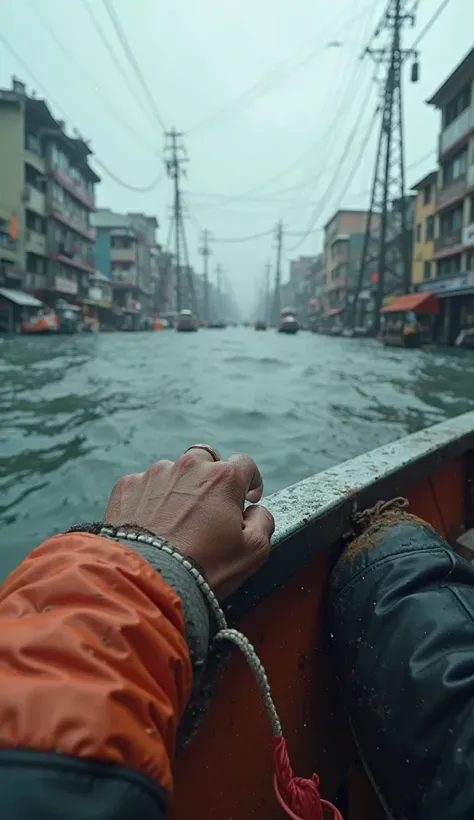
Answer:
416, 47, 474, 343
93, 209, 158, 326
411, 171, 437, 285
0, 77, 99, 305
287, 255, 319, 316
323, 209, 379, 327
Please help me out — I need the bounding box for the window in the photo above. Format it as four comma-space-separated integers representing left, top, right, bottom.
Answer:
444, 83, 471, 127
425, 215, 434, 241
470, 194, 474, 223
416, 223, 421, 242
423, 261, 431, 280
438, 254, 462, 277
423, 184, 432, 205
440, 205, 463, 236
443, 147, 468, 186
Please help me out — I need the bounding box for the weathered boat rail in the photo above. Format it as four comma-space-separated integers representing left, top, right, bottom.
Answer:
228, 411, 474, 620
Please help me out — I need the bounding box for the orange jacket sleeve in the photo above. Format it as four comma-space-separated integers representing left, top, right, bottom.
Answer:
0, 531, 197, 807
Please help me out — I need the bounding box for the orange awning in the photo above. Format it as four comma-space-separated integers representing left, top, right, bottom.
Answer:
381, 293, 439, 315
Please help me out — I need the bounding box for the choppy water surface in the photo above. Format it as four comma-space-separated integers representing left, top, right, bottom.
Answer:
1, 329, 474, 572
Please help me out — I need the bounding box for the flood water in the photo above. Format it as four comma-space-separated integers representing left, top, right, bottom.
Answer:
1, 328, 474, 575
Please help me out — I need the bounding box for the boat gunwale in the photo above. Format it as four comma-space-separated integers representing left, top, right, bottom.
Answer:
225, 411, 474, 620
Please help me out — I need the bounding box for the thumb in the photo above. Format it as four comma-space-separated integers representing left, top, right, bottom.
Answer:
242, 504, 275, 564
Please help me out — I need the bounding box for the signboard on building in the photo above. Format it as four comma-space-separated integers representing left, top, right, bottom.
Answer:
462, 222, 474, 247
55, 276, 78, 295
418, 271, 474, 295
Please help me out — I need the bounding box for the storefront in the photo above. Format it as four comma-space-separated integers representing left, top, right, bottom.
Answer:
0, 287, 44, 333
417, 271, 474, 345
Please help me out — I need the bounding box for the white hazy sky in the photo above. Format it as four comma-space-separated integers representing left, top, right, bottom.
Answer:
2, 0, 473, 313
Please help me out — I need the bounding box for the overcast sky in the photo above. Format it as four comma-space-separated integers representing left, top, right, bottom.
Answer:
2, 0, 473, 313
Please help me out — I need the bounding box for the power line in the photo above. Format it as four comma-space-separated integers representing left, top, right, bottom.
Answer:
81, 0, 157, 126
27, 0, 158, 155
213, 228, 274, 243
0, 32, 163, 192
93, 162, 163, 191
186, 0, 382, 206
410, 0, 454, 48
286, 71, 378, 252
187, 0, 384, 136
102, 0, 167, 131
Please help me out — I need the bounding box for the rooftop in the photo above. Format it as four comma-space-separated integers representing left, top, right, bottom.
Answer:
410, 169, 438, 191
0, 77, 100, 183
427, 47, 474, 108
323, 208, 370, 229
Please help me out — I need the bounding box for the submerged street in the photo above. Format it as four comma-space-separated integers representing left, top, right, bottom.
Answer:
1, 327, 474, 575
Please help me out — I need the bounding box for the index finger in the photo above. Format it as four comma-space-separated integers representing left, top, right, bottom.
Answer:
228, 453, 263, 503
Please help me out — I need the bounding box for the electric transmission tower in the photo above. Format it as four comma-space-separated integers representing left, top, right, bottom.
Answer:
164, 130, 197, 315
272, 220, 283, 326
352, 0, 419, 334
199, 230, 212, 324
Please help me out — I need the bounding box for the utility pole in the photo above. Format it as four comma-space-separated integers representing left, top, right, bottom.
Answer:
351, 0, 418, 334
199, 230, 212, 324
272, 220, 283, 326
265, 258, 271, 325
215, 264, 222, 319
164, 129, 188, 313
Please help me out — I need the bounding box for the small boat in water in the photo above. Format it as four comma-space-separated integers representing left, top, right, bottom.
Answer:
255, 319, 267, 330
170, 411, 474, 820
279, 307, 299, 334
207, 320, 227, 329
176, 309, 198, 332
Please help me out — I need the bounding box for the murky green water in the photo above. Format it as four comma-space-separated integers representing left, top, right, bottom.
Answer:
1, 329, 474, 575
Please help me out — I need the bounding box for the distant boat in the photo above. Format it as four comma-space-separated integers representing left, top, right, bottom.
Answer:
255, 320, 267, 331
278, 307, 299, 334
176, 309, 198, 332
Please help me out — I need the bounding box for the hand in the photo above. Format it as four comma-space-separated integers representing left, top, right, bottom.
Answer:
104, 447, 275, 599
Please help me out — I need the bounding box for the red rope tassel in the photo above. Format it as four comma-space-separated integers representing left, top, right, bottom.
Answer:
273, 737, 344, 820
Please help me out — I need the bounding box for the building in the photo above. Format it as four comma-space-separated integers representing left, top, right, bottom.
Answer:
287, 255, 319, 318
411, 171, 437, 286
421, 47, 474, 343
93, 209, 158, 327
323, 209, 379, 328
0, 77, 99, 307
385, 194, 416, 294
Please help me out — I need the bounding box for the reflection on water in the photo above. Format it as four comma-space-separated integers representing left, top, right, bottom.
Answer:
1, 330, 474, 574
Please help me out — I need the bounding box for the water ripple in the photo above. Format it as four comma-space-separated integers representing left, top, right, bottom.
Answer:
1, 329, 474, 572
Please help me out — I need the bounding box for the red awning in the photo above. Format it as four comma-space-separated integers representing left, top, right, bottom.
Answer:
325, 306, 344, 317
381, 293, 439, 315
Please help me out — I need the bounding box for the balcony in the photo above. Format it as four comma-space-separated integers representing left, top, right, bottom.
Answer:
327, 276, 348, 292
24, 149, 45, 175
434, 229, 462, 254
49, 244, 95, 276
111, 246, 137, 263
26, 229, 46, 256
437, 176, 467, 211
440, 105, 474, 155
25, 185, 45, 215
49, 168, 95, 211
53, 274, 79, 296
48, 208, 95, 242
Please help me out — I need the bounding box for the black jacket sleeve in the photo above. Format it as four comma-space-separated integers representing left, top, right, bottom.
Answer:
328, 516, 474, 820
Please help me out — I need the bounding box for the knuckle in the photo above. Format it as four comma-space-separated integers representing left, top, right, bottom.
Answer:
177, 451, 198, 471
213, 461, 237, 484
147, 459, 171, 478
114, 474, 133, 493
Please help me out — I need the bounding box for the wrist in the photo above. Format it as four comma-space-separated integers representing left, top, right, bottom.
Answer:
67, 522, 210, 686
